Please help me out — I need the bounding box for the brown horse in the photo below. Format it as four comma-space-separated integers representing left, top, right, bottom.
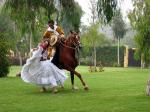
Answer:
51, 31, 89, 90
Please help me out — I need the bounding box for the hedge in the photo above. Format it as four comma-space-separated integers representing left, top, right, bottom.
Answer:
80, 46, 125, 67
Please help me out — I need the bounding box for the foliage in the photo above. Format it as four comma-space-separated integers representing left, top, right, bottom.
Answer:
128, 0, 150, 62
97, 0, 117, 23
81, 23, 110, 70
3, 0, 82, 36
0, 41, 10, 77
81, 23, 109, 51
0, 13, 14, 77
2, 0, 49, 53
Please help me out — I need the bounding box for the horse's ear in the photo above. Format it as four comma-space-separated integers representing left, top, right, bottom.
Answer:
70, 30, 73, 34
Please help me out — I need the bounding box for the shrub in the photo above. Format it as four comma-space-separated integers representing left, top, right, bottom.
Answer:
0, 13, 13, 77
0, 41, 10, 77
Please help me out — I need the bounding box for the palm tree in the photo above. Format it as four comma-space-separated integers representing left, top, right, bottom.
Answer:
112, 10, 127, 66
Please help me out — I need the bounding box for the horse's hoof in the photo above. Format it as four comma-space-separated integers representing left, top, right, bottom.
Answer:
51, 86, 59, 94
60, 85, 64, 89
72, 86, 79, 90
52, 89, 58, 94
40, 88, 47, 93
84, 85, 89, 91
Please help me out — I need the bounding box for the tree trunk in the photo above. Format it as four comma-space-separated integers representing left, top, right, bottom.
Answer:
93, 45, 97, 71
16, 46, 22, 66
18, 52, 22, 66
29, 32, 32, 57
78, 60, 80, 65
141, 53, 145, 69
14, 22, 22, 66
91, 51, 93, 66
117, 36, 120, 66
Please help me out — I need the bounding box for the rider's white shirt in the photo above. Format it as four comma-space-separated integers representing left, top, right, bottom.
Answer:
47, 25, 59, 36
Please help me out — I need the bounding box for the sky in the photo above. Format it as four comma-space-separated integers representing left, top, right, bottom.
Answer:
75, 0, 134, 26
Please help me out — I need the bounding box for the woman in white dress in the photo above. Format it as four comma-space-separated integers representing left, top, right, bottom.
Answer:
21, 39, 68, 93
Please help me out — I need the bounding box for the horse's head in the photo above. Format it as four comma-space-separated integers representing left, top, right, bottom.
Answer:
67, 30, 81, 48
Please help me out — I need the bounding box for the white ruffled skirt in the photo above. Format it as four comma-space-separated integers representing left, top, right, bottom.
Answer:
21, 47, 68, 87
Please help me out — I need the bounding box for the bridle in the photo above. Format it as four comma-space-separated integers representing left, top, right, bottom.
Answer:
59, 35, 80, 50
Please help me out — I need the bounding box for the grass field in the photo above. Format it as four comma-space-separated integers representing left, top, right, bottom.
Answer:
0, 66, 150, 112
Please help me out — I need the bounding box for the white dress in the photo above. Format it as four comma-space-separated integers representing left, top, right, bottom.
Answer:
21, 46, 68, 87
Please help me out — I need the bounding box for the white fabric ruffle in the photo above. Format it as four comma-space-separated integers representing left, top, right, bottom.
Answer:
21, 46, 67, 87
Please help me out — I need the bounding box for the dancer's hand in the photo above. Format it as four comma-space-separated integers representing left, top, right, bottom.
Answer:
31, 48, 38, 52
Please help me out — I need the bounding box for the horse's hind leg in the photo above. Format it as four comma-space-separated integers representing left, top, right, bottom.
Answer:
70, 72, 78, 90
73, 70, 89, 91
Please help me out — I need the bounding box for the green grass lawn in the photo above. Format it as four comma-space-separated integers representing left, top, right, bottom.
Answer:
1, 66, 150, 112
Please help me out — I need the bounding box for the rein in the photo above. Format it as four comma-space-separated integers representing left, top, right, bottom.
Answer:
59, 39, 79, 50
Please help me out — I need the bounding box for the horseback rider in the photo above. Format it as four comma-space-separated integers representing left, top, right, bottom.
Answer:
43, 20, 65, 59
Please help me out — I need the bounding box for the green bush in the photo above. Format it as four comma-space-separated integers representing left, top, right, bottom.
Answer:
97, 46, 125, 67
0, 13, 13, 77
0, 41, 10, 77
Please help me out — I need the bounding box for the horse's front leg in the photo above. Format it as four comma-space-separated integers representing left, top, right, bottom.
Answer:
70, 71, 79, 90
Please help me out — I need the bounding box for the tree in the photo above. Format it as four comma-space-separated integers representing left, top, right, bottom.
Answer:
128, 0, 150, 68
88, 0, 99, 71
80, 0, 111, 71
81, 23, 109, 71
112, 10, 127, 66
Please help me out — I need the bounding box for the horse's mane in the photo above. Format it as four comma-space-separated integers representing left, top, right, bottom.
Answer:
51, 43, 60, 68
